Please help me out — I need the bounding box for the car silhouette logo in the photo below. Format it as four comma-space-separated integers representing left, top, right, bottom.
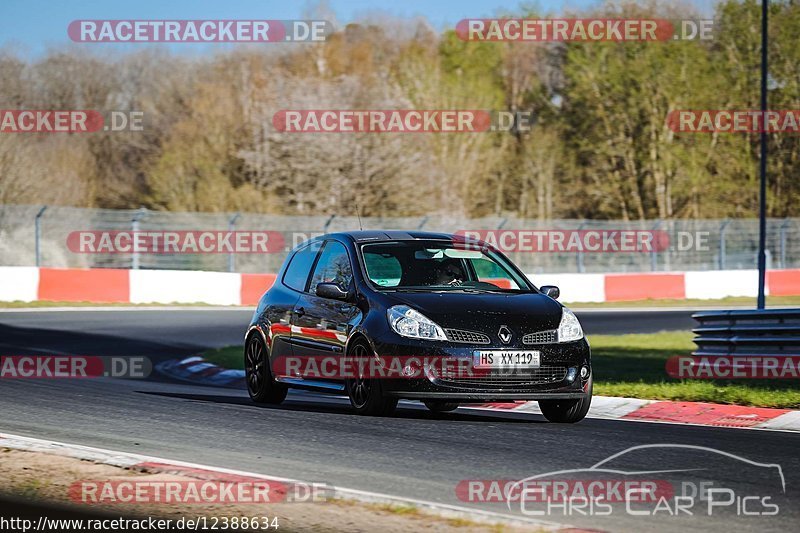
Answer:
498, 325, 512, 344
505, 443, 786, 512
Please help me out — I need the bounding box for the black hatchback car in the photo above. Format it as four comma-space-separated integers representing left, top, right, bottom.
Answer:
245, 231, 592, 423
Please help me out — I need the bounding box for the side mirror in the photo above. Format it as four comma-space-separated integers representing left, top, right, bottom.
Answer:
540, 285, 560, 300
316, 282, 350, 300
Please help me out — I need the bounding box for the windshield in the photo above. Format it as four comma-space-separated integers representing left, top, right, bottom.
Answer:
360, 241, 532, 292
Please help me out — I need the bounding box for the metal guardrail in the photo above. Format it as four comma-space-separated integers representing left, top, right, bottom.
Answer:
692, 309, 800, 356
1, 204, 799, 274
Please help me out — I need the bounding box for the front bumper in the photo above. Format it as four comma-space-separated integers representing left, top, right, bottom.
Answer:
370, 331, 592, 402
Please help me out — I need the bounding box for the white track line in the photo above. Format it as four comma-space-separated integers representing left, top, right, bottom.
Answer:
0, 431, 574, 531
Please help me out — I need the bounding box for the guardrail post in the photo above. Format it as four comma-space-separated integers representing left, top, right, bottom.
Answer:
34, 205, 47, 267
228, 212, 241, 272
131, 207, 148, 270
718, 219, 731, 270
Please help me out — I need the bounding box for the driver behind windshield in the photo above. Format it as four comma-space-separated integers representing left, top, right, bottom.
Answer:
431, 259, 465, 286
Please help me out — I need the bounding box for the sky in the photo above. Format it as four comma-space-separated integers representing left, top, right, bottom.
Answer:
0, 0, 717, 56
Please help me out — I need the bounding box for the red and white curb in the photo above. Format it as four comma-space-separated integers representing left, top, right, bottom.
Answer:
158, 356, 800, 432
156, 356, 245, 388
471, 397, 800, 431
0, 432, 582, 532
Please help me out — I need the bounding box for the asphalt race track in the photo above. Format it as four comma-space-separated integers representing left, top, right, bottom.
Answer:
0, 308, 797, 532
0, 306, 696, 357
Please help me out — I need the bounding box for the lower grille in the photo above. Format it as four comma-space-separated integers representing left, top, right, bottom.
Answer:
435, 365, 567, 389
444, 329, 491, 345
522, 330, 558, 344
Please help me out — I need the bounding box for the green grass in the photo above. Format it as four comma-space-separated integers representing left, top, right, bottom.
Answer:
203, 345, 244, 370
202, 332, 800, 409
589, 331, 800, 408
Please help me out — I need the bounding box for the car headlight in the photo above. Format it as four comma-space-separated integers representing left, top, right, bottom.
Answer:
387, 305, 447, 340
557, 308, 584, 342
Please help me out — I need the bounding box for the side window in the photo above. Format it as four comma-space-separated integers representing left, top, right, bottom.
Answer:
310, 241, 353, 294
469, 257, 521, 290
363, 251, 402, 287
282, 241, 322, 292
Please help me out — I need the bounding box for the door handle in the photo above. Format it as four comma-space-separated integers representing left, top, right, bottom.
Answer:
294, 307, 305, 317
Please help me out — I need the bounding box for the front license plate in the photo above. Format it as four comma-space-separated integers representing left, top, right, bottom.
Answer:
473, 350, 540, 369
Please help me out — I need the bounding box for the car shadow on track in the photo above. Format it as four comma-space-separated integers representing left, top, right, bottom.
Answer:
0, 322, 205, 360
137, 390, 543, 424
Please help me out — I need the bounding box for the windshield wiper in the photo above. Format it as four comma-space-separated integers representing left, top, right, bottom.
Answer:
389, 286, 503, 294
461, 287, 522, 294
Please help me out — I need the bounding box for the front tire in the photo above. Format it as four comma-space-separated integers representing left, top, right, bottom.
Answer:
245, 333, 288, 404
424, 401, 459, 413
538, 378, 592, 423
345, 341, 397, 416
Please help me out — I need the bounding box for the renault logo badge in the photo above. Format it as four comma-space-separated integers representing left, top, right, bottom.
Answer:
498, 325, 512, 344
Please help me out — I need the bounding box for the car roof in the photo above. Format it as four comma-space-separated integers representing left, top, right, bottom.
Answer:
326, 230, 458, 243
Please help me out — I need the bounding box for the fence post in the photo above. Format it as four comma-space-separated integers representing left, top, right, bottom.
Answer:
228, 212, 241, 272
34, 205, 47, 267
718, 219, 731, 270
322, 214, 336, 233
576, 220, 587, 273
779, 218, 791, 268
650, 219, 662, 271
131, 207, 148, 270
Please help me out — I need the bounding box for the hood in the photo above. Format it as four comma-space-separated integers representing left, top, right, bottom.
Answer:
385, 290, 564, 340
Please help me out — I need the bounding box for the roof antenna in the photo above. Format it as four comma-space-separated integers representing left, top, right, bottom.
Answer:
355, 201, 363, 231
